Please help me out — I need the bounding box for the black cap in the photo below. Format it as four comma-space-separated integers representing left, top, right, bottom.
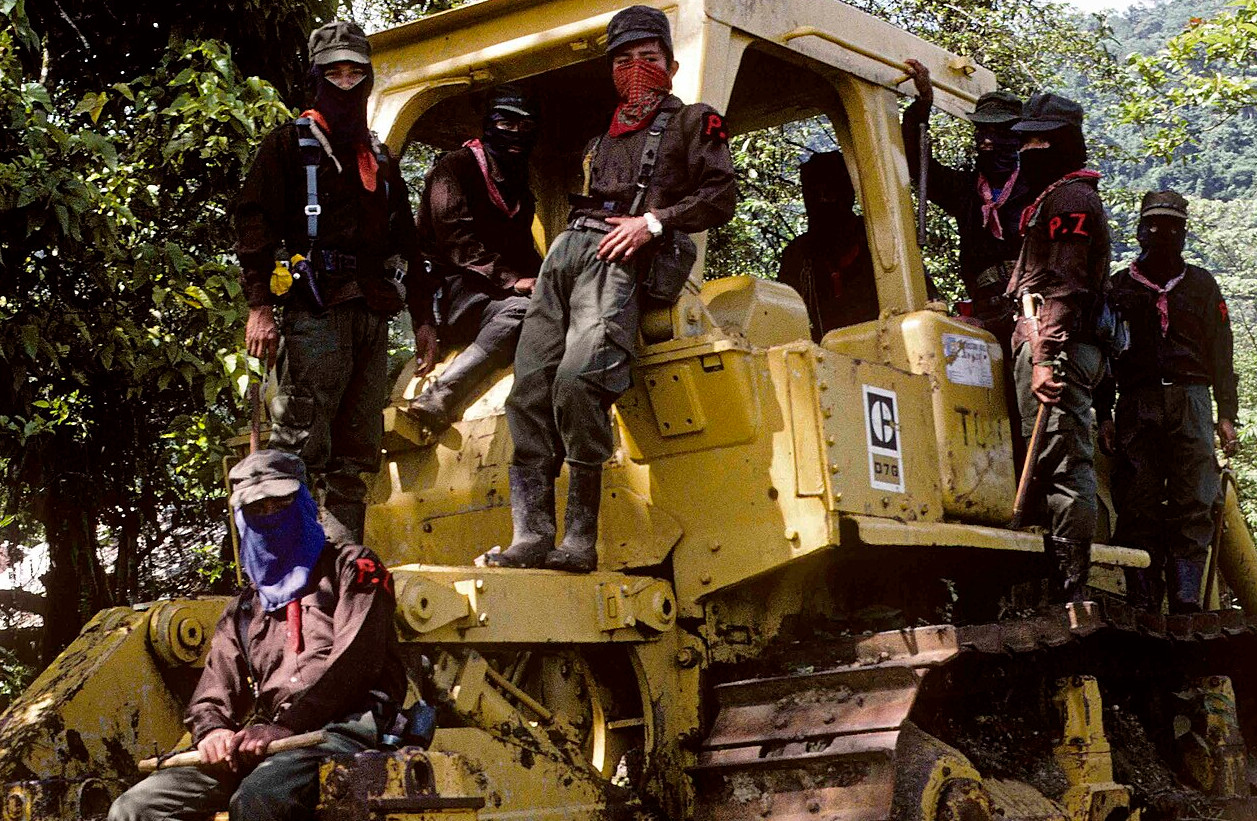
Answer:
229, 450, 307, 510
1011, 93, 1084, 133
607, 6, 673, 59
966, 91, 1022, 125
488, 84, 539, 120
1140, 190, 1189, 220
309, 21, 371, 66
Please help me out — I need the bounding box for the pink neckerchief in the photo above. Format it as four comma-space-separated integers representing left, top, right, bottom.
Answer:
1019, 169, 1102, 236
977, 167, 1019, 240
464, 139, 520, 217
1128, 260, 1186, 337
301, 109, 378, 192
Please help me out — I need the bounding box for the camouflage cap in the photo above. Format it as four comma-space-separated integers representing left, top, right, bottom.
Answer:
229, 450, 307, 510
1140, 190, 1189, 220
606, 5, 673, 59
966, 91, 1022, 125
309, 21, 371, 67
1011, 93, 1084, 133
488, 84, 539, 120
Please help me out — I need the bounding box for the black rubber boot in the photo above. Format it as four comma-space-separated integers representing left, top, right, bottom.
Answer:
1124, 567, 1158, 611
544, 464, 602, 573
1168, 558, 1205, 614
487, 465, 556, 568
1045, 534, 1091, 604
406, 344, 496, 432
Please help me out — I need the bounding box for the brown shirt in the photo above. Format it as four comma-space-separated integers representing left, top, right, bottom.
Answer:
185, 543, 406, 743
575, 95, 736, 233
1007, 175, 1110, 363
234, 122, 419, 317
413, 146, 542, 307
777, 223, 878, 341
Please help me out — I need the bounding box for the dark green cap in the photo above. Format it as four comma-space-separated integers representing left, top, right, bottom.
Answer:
229, 450, 307, 509
966, 91, 1022, 125
1140, 190, 1189, 219
309, 21, 371, 66
488, 84, 539, 120
1011, 92, 1084, 133
607, 5, 673, 59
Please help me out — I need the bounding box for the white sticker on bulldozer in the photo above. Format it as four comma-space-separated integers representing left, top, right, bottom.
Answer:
942, 333, 994, 388
863, 385, 904, 493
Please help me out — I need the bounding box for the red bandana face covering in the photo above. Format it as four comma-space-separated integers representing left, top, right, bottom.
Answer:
609, 59, 672, 137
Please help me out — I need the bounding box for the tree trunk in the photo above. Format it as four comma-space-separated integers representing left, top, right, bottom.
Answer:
37, 477, 100, 666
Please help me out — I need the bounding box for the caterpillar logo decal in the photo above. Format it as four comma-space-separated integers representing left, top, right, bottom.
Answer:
863, 385, 904, 493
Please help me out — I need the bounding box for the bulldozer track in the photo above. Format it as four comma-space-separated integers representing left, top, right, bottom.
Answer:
693, 603, 1257, 821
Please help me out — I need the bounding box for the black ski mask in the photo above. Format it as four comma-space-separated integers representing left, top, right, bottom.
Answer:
308, 64, 374, 157
974, 128, 1021, 181
482, 112, 537, 182
1136, 215, 1187, 277
801, 151, 857, 228
1018, 124, 1087, 194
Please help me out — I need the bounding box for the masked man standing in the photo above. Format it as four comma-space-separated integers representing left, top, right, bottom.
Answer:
109, 450, 406, 821
1005, 93, 1110, 604
235, 22, 419, 544
776, 151, 878, 339
902, 61, 1029, 337
406, 87, 543, 433
491, 5, 736, 572
1098, 191, 1239, 613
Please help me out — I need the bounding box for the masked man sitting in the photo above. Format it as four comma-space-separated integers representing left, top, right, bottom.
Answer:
109, 450, 406, 821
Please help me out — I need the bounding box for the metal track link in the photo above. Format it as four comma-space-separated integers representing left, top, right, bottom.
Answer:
691, 628, 959, 820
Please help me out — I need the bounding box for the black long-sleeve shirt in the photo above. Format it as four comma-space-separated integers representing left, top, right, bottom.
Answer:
902, 98, 1032, 306
1101, 263, 1238, 420
234, 122, 420, 319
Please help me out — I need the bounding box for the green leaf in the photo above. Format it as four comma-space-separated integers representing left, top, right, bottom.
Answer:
19, 324, 37, 359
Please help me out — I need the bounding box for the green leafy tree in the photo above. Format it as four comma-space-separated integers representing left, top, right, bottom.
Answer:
0, 0, 329, 661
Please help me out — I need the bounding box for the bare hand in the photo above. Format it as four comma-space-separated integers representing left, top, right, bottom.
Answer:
413, 323, 440, 378
597, 216, 653, 262
904, 59, 933, 105
246, 306, 280, 368
197, 728, 234, 768
228, 724, 294, 772
1031, 363, 1064, 405
513, 277, 537, 296
1218, 417, 1239, 457
1098, 419, 1117, 456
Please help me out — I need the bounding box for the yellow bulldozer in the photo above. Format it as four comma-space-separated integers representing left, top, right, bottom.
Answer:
3, 0, 1257, 819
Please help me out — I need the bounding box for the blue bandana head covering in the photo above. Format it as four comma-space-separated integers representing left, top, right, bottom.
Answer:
234, 485, 327, 611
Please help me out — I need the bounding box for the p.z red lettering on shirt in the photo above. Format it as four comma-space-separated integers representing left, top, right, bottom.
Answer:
1048, 212, 1091, 241
703, 112, 728, 142
353, 557, 394, 595
1220, 299, 1229, 322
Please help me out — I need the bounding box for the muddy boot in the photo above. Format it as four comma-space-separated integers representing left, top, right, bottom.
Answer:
406, 344, 496, 433
486, 465, 555, 568
1168, 558, 1205, 614
1045, 534, 1091, 604
544, 464, 602, 573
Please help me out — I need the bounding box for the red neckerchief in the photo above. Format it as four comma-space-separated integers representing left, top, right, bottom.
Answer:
826, 243, 862, 297
1128, 260, 1186, 337
977, 167, 1019, 240
1019, 169, 1102, 236
609, 60, 671, 137
301, 109, 379, 192
463, 139, 520, 217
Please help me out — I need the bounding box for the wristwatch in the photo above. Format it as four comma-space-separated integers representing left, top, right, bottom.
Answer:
643, 211, 664, 238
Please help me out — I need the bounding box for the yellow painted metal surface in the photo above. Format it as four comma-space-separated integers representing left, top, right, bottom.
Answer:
1217, 476, 1257, 612
1053, 676, 1134, 821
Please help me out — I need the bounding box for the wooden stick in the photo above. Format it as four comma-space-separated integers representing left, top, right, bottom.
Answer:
138, 730, 327, 772
1010, 402, 1049, 530
248, 381, 262, 454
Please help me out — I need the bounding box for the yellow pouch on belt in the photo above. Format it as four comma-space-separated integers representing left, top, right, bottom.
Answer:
271, 258, 294, 296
